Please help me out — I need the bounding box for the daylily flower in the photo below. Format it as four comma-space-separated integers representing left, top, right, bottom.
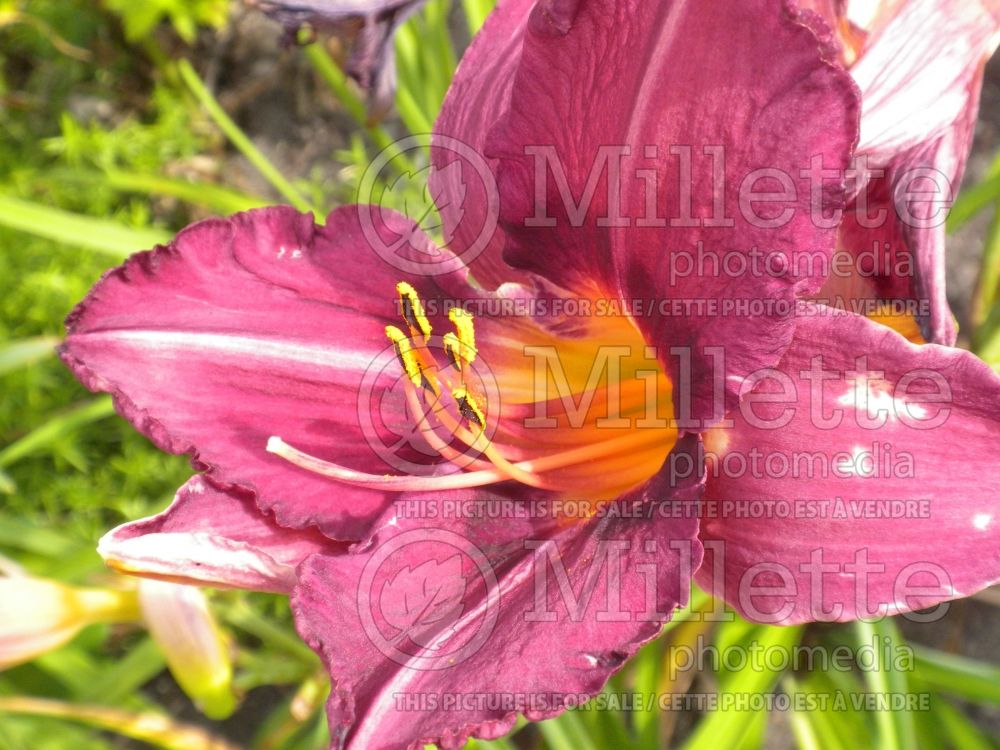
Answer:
803, 0, 1000, 344
62, 0, 1000, 748
246, 0, 428, 117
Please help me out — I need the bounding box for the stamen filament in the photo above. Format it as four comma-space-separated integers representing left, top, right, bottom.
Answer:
399, 379, 494, 472
267, 425, 673, 493
274, 282, 675, 503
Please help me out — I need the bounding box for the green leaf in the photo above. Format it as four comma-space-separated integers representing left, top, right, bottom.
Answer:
932, 697, 995, 750
47, 169, 270, 215
911, 698, 948, 750
853, 619, 916, 750
0, 713, 117, 750
911, 644, 1000, 705
798, 665, 870, 750
0, 514, 82, 557
0, 195, 169, 258
235, 651, 314, 691
465, 737, 518, 750
0, 337, 60, 376
972, 200, 1000, 353
629, 635, 663, 747
303, 44, 417, 177
0, 397, 116, 468
461, 0, 496, 35
32, 642, 106, 697
948, 170, 1000, 233
0, 697, 241, 750
378, 165, 450, 240
576, 686, 634, 750
680, 624, 804, 750
537, 709, 596, 750
177, 59, 314, 214
77, 637, 165, 706
783, 675, 852, 750
222, 601, 320, 666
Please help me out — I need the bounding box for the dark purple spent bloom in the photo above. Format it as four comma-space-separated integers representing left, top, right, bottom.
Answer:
246, 0, 428, 116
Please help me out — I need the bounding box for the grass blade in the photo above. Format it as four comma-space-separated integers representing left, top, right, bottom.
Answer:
948, 168, 1000, 233
0, 697, 242, 750
0, 195, 169, 258
972, 199, 1000, 343
42, 169, 271, 215
537, 710, 596, 750
933, 698, 995, 750
303, 44, 417, 175
0, 397, 116, 468
0, 337, 60, 375
461, 0, 495, 35
680, 624, 804, 750
854, 619, 916, 750
177, 59, 314, 214
911, 644, 1000, 705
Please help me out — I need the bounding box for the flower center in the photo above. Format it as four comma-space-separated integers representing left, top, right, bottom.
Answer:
866, 301, 925, 344
268, 283, 676, 511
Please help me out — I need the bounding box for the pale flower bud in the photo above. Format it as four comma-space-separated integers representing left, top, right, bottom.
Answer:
0, 576, 139, 670
138, 580, 237, 720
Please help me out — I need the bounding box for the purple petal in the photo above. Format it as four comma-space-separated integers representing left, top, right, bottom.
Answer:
430, 0, 535, 289
840, 96, 979, 346
100, 477, 332, 593
447, 0, 859, 421
63, 206, 467, 541
292, 455, 703, 749
818, 173, 927, 342
695, 311, 1000, 623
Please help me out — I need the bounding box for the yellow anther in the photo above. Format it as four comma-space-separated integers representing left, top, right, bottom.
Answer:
385, 325, 423, 389
448, 307, 477, 364
453, 387, 486, 429
396, 281, 432, 341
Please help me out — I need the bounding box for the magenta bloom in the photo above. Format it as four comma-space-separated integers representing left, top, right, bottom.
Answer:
64, 0, 1000, 747
807, 0, 1000, 343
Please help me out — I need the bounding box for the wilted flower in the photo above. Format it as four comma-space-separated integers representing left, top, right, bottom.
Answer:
246, 0, 428, 118
62, 0, 1000, 748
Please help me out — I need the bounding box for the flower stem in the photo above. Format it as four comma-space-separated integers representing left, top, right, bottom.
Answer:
177, 59, 315, 214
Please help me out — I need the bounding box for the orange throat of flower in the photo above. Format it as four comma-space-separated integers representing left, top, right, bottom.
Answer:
268, 283, 677, 511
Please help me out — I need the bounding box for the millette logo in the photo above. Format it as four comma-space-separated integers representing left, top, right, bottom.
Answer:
356, 134, 500, 276
358, 528, 501, 670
